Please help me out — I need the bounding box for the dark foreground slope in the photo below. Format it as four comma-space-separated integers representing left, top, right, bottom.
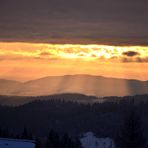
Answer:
0, 94, 148, 140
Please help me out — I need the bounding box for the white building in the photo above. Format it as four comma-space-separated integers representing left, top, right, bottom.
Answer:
0, 138, 36, 148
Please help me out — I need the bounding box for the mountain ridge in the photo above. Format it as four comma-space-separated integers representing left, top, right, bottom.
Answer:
1, 74, 147, 83
0, 75, 147, 97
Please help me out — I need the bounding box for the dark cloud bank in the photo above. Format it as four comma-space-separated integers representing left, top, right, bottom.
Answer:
122, 51, 140, 57
122, 51, 148, 62
0, 0, 148, 45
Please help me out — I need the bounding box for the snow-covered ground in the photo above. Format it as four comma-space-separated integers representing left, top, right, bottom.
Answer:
80, 132, 116, 148
0, 138, 35, 148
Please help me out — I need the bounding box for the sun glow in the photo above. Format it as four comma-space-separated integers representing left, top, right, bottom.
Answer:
0, 42, 148, 61
0, 42, 148, 81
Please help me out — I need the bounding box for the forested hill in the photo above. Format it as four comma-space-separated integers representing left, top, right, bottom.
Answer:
0, 94, 148, 140
0, 93, 148, 106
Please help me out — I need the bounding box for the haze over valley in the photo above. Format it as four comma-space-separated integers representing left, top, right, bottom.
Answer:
0, 75, 147, 97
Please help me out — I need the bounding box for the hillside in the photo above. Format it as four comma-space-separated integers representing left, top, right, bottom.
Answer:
0, 94, 148, 139
0, 79, 21, 95
0, 75, 147, 97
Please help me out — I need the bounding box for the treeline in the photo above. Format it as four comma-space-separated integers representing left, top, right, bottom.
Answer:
0, 108, 146, 148
0, 94, 148, 147
0, 93, 148, 106
0, 127, 82, 148
0, 127, 33, 140
0, 97, 148, 138
45, 130, 82, 148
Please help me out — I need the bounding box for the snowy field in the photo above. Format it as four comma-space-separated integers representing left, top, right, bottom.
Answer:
0, 138, 35, 148
80, 132, 115, 148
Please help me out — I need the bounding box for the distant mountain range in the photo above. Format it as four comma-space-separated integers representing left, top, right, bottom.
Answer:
0, 75, 147, 97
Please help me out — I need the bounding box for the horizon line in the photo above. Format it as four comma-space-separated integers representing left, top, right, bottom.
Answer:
1, 41, 148, 47
0, 74, 147, 83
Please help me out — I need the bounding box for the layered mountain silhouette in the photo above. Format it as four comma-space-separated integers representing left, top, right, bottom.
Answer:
0, 75, 147, 97
0, 79, 21, 95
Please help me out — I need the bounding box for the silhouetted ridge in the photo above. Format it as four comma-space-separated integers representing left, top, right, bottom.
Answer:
0, 75, 147, 97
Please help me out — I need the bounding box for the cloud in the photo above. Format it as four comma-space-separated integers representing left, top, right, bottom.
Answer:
119, 50, 148, 62
121, 57, 148, 63
0, 0, 148, 45
39, 51, 56, 57
0, 42, 148, 63
135, 57, 148, 63
122, 51, 140, 57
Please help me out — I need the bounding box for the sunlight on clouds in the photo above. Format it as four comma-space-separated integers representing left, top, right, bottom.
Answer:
0, 42, 148, 62
0, 42, 148, 81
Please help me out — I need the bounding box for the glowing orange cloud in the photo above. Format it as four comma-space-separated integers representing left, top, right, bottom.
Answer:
0, 42, 148, 62
0, 42, 148, 81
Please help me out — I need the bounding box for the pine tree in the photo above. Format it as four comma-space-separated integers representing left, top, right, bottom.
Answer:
61, 133, 70, 148
75, 137, 83, 148
22, 127, 29, 139
46, 129, 60, 148
45, 129, 82, 148
0, 128, 2, 137
35, 138, 41, 148
118, 109, 145, 148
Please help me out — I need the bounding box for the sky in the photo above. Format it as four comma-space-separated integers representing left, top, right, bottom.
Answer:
0, 0, 148, 81
0, 42, 147, 81
0, 0, 148, 45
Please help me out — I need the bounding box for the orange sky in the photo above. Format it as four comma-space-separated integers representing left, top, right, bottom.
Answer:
0, 42, 148, 81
